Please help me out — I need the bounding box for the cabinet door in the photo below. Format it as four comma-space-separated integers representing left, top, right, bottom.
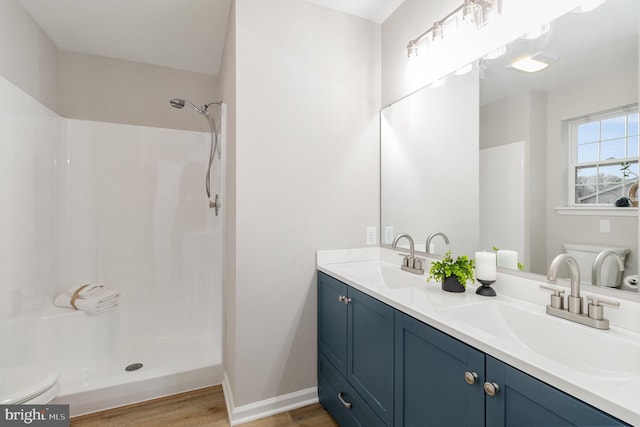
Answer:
318, 272, 348, 376
347, 286, 395, 426
485, 356, 628, 427
395, 311, 484, 427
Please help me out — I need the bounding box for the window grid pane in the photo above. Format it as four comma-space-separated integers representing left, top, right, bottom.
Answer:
572, 109, 639, 205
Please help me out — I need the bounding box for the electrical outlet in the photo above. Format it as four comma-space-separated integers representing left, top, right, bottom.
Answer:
366, 227, 376, 245
384, 226, 394, 245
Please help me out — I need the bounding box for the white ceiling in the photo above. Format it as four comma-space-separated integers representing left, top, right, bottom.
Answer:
17, 0, 404, 77
480, 0, 639, 105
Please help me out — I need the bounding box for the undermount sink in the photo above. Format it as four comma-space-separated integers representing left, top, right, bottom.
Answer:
440, 300, 640, 379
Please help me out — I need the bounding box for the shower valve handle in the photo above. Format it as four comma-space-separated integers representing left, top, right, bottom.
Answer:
210, 194, 220, 216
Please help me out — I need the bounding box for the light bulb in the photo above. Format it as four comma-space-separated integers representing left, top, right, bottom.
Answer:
462, 0, 477, 25
432, 22, 444, 43
407, 40, 419, 59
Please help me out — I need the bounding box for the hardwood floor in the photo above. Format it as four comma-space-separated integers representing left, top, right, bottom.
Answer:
70, 386, 338, 427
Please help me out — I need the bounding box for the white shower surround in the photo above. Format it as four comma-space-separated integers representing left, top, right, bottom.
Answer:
0, 75, 223, 416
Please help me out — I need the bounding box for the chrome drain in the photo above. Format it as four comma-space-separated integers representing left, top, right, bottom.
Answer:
125, 363, 143, 372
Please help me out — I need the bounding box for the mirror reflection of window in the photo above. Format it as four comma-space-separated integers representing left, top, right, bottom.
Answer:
570, 107, 639, 205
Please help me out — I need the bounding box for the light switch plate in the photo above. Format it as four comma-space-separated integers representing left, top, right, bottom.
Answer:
366, 227, 376, 245
600, 219, 610, 233
384, 226, 394, 245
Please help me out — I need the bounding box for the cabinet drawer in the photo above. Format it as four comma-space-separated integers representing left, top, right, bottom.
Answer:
319, 353, 386, 427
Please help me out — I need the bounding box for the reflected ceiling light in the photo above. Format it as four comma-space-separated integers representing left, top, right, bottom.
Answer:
510, 51, 558, 73
523, 22, 550, 39
405, 0, 501, 58
482, 45, 506, 60
454, 63, 474, 75
573, 0, 606, 13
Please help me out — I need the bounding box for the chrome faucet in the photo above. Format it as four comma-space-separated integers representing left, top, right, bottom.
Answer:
541, 253, 619, 330
547, 254, 582, 314
425, 232, 449, 255
592, 249, 625, 287
392, 233, 424, 275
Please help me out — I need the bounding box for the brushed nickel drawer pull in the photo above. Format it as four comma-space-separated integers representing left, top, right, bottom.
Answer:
338, 392, 353, 409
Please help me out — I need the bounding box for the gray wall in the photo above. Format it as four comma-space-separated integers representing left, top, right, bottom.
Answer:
0, 0, 59, 111
57, 51, 219, 132
224, 0, 380, 412
546, 63, 639, 275
480, 61, 638, 277
480, 90, 548, 274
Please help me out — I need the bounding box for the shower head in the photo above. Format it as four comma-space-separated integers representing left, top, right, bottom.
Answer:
170, 98, 186, 109
169, 98, 207, 114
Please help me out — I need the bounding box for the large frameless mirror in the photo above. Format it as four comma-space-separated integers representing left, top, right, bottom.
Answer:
381, 0, 639, 296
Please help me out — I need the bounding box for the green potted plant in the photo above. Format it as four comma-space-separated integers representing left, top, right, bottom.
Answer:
427, 250, 475, 293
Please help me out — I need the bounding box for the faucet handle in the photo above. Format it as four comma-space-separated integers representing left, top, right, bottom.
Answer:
398, 253, 410, 267
586, 296, 620, 321
539, 285, 565, 309
586, 296, 620, 308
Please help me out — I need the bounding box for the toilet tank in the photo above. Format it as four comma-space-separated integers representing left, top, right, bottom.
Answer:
563, 243, 629, 287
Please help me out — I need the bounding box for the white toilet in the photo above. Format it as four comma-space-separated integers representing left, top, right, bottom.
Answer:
563, 243, 629, 287
0, 366, 59, 404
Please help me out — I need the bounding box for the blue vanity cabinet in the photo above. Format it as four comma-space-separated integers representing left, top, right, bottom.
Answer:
318, 271, 629, 426
318, 272, 395, 426
394, 311, 485, 427
485, 356, 628, 427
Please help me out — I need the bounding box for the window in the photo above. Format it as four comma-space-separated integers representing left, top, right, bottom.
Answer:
569, 106, 639, 206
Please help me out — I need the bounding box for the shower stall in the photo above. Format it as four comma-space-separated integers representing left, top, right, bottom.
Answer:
0, 74, 224, 416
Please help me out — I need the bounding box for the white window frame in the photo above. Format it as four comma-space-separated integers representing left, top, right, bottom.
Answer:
568, 105, 639, 207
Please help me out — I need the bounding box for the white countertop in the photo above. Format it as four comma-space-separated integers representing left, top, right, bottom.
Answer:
317, 247, 640, 426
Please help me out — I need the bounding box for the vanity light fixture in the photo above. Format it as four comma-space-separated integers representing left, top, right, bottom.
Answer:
405, 0, 501, 58
510, 51, 558, 73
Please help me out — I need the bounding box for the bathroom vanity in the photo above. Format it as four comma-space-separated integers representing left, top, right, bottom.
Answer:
317, 248, 638, 427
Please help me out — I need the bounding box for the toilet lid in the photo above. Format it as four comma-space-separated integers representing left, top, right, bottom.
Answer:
0, 366, 59, 405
